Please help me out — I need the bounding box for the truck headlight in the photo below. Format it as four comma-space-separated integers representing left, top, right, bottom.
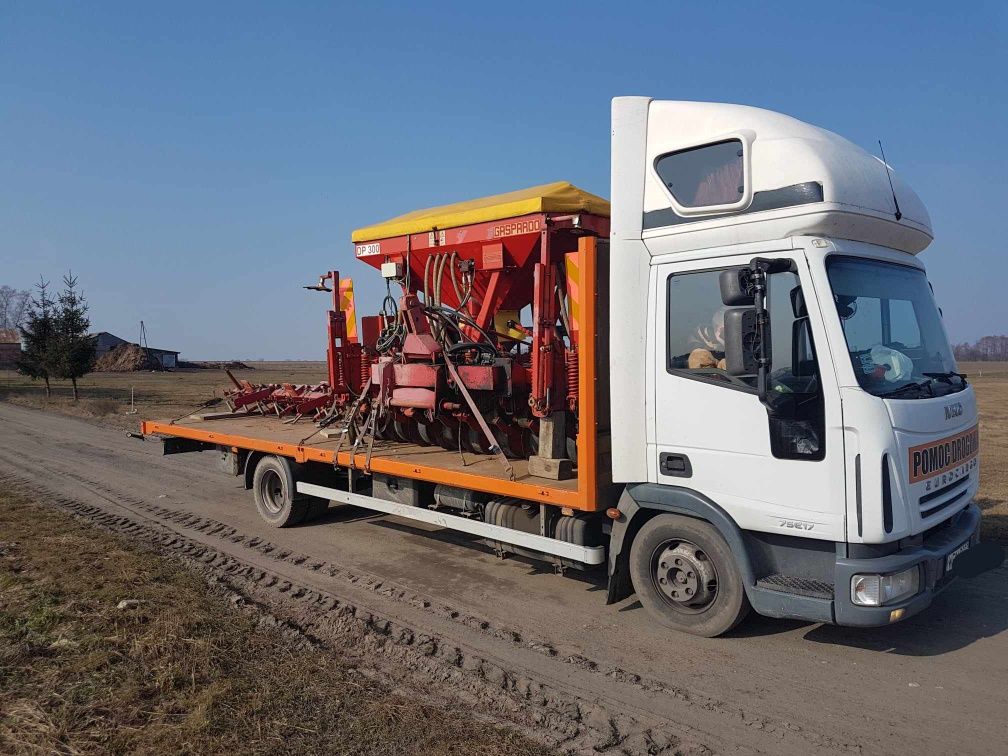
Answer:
850, 567, 920, 607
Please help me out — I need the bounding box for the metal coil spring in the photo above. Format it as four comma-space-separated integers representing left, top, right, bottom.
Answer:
334, 352, 346, 390
566, 349, 578, 410
360, 352, 372, 392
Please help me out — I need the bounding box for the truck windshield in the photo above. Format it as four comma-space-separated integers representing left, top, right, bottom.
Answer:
825, 256, 965, 399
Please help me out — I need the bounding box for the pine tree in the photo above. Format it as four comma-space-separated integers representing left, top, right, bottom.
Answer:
54, 272, 97, 401
17, 277, 58, 398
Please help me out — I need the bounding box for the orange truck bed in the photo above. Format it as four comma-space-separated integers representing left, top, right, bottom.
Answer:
142, 237, 611, 512
141, 413, 584, 506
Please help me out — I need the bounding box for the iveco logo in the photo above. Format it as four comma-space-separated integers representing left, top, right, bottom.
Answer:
945, 402, 964, 421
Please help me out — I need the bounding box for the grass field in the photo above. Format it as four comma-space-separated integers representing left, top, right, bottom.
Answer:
0, 362, 327, 433
0, 482, 544, 755
0, 361, 1005, 541
967, 361, 1008, 542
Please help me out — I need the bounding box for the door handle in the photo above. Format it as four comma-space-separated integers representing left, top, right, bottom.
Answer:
659, 452, 692, 478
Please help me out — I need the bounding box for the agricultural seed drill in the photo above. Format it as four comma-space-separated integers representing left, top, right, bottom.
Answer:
223, 182, 610, 480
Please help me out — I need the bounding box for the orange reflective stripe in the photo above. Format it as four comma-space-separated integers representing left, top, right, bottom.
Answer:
339, 278, 358, 343
564, 251, 580, 342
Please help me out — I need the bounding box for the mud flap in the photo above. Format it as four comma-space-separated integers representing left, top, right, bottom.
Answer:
606, 557, 634, 605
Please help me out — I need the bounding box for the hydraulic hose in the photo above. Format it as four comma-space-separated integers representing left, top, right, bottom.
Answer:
426, 306, 500, 356
423, 254, 433, 305
447, 250, 464, 303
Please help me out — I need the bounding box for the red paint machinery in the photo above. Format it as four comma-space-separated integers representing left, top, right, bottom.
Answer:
225, 182, 610, 477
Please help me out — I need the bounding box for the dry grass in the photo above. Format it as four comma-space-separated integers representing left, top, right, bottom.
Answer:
0, 363, 326, 432
0, 483, 545, 756
1, 361, 1006, 541
962, 362, 1008, 543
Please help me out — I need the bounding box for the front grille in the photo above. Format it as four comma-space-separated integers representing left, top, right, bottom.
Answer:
922, 510, 959, 541
756, 574, 834, 600
919, 478, 970, 519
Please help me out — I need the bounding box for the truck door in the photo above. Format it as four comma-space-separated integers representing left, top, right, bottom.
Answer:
651, 252, 846, 542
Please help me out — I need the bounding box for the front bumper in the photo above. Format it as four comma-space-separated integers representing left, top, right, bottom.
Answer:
833, 502, 981, 626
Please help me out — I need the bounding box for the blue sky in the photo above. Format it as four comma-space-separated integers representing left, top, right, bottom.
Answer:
1, 1, 1005, 359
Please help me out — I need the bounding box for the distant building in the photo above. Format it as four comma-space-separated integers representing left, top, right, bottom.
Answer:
94, 331, 129, 356
146, 347, 180, 369
0, 328, 21, 368
93, 331, 180, 369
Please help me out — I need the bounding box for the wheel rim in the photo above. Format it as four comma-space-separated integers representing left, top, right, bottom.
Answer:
392, 419, 408, 443
260, 469, 285, 514
418, 420, 446, 448
651, 540, 719, 614
465, 425, 490, 454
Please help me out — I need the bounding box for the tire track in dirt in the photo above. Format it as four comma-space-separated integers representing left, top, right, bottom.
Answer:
0, 430, 863, 756
0, 467, 703, 754
6, 401, 1008, 755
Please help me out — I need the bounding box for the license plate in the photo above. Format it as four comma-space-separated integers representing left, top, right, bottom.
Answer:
946, 540, 970, 573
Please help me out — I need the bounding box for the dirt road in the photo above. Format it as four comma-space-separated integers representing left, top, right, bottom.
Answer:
2, 402, 1006, 754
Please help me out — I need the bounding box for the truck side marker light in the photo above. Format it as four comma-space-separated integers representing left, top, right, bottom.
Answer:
606, 507, 622, 520
889, 608, 906, 623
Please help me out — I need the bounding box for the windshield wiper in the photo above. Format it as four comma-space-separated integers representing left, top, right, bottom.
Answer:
923, 371, 968, 387
877, 380, 933, 399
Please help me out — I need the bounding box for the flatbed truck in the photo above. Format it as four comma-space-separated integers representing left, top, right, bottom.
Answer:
144, 98, 982, 636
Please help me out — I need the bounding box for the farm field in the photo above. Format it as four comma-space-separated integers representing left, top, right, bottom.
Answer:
966, 362, 1008, 542
0, 361, 327, 433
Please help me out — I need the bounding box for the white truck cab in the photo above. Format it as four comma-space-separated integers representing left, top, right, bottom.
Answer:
607, 97, 980, 635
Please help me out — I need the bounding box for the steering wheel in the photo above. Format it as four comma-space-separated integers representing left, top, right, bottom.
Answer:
691, 367, 753, 389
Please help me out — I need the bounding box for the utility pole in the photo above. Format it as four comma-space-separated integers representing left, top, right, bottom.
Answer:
140, 320, 162, 371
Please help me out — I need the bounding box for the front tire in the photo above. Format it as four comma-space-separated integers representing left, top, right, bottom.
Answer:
629, 513, 750, 637
252, 455, 309, 527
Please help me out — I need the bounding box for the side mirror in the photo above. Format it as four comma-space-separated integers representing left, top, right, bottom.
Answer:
835, 295, 856, 320
723, 307, 759, 375
719, 269, 754, 306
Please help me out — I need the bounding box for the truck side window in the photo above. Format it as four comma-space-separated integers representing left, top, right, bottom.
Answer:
666, 270, 749, 389
768, 272, 820, 392
654, 140, 744, 208
767, 272, 824, 460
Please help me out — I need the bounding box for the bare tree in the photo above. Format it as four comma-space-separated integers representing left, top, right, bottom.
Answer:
0, 285, 30, 329
953, 336, 1008, 362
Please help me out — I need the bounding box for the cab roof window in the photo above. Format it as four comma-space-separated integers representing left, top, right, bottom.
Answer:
656, 140, 744, 208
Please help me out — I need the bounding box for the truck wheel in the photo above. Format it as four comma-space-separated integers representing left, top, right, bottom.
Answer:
629, 514, 750, 637
252, 456, 309, 527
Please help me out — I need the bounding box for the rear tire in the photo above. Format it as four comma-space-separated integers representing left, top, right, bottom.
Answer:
252, 456, 309, 527
629, 513, 750, 637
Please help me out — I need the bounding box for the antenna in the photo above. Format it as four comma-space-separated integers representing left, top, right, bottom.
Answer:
878, 140, 902, 221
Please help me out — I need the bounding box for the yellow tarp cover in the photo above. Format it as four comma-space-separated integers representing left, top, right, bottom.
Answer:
351, 181, 610, 242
